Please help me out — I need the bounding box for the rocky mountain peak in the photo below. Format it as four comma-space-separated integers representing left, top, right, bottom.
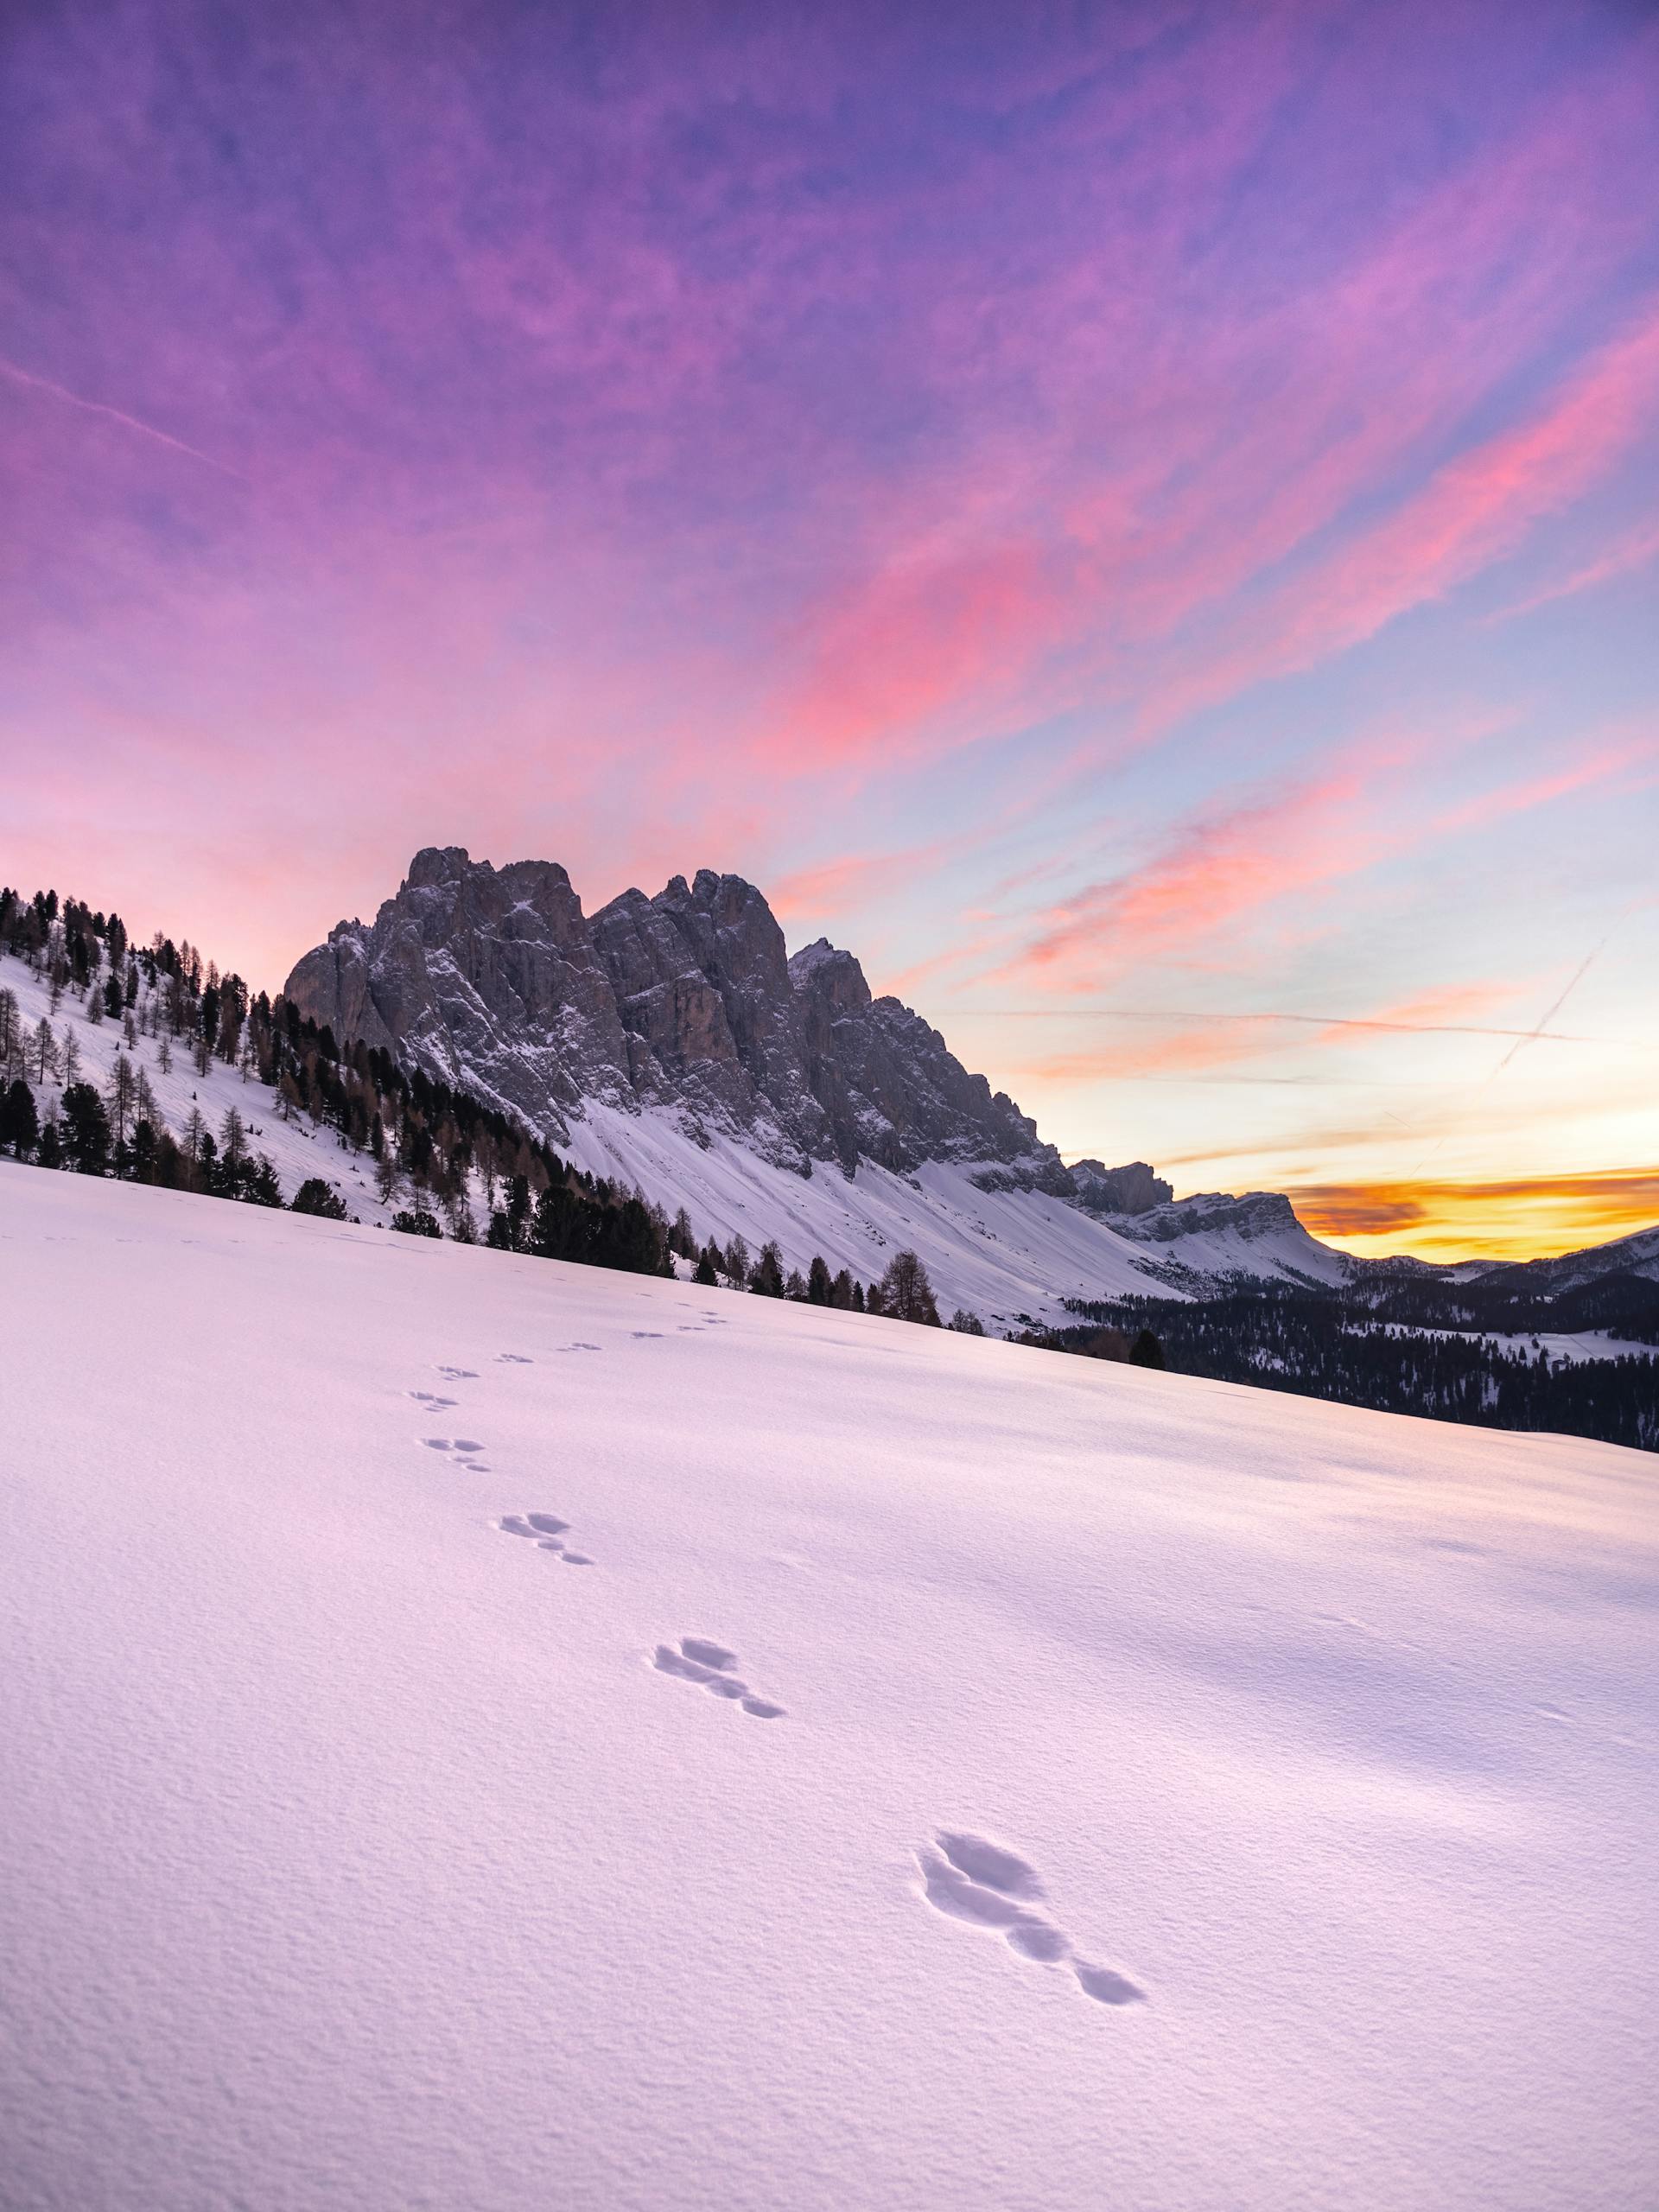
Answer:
788, 938, 872, 1012
284, 849, 1068, 1182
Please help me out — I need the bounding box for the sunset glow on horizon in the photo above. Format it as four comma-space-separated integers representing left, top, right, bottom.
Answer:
3, 0, 1656, 1263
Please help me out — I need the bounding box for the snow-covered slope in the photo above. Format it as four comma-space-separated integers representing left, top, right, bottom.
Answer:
1084, 1186, 1355, 1292
560, 1096, 1190, 1323
2, 951, 401, 1222
3, 1167, 1653, 2212
1471, 1223, 1659, 1294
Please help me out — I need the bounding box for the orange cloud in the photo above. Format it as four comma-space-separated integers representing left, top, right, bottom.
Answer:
1292, 1169, 1659, 1262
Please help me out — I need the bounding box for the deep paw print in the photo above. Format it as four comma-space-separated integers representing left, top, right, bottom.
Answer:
422, 1437, 490, 1471
557, 1342, 602, 1353
436, 1366, 478, 1380
915, 1833, 1144, 2008
410, 1389, 458, 1409
652, 1637, 785, 1719
497, 1512, 593, 1565
496, 1352, 533, 1364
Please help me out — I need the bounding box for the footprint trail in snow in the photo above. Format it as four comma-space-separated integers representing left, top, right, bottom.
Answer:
917, 1832, 1144, 2006
652, 1637, 785, 1719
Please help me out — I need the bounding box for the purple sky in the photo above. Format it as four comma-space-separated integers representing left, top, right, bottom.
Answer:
3, 0, 1656, 1255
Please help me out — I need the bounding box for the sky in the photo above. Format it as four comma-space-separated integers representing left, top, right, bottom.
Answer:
3, 0, 1656, 1262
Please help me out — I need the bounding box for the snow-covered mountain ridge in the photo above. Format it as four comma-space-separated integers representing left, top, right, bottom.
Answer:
281, 847, 1352, 1318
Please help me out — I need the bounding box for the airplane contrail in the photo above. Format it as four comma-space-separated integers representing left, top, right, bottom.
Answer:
1490, 918, 1626, 1074
957, 1007, 1591, 1042
0, 355, 249, 482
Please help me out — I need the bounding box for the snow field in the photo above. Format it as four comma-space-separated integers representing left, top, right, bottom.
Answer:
1, 1166, 1655, 2211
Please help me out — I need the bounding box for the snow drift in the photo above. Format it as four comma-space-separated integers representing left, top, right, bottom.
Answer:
2, 1166, 1654, 2211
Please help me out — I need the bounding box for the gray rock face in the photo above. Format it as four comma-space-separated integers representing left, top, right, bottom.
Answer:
1068, 1160, 1174, 1216
1109, 1190, 1306, 1247
284, 848, 1063, 1178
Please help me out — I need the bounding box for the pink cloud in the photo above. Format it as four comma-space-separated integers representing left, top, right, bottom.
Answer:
985, 720, 1643, 998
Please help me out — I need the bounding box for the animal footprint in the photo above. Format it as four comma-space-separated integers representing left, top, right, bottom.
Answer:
437, 1366, 478, 1380
410, 1390, 458, 1408
422, 1437, 491, 1471
652, 1637, 785, 1719
497, 1513, 594, 1565
631, 1331, 664, 1339
496, 1353, 533, 1364
556, 1342, 603, 1353
916, 1833, 1143, 2008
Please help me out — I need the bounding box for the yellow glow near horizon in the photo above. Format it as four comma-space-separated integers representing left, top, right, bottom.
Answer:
1283, 1171, 1659, 1264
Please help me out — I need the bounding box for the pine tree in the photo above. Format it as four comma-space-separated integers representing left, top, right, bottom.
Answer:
0, 986, 16, 1061
246, 1156, 283, 1208
693, 1243, 721, 1287
669, 1206, 696, 1260
785, 1268, 808, 1300
31, 1018, 59, 1085
878, 1250, 940, 1325
751, 1241, 785, 1297
850, 1281, 866, 1313
36, 1116, 63, 1169
60, 1082, 112, 1174
948, 1309, 986, 1335
1129, 1329, 1165, 1370
0, 1077, 38, 1157
157, 1032, 173, 1075
830, 1268, 854, 1309
130, 1119, 158, 1182
60, 1030, 80, 1086
292, 1178, 348, 1220
807, 1255, 832, 1305
506, 1173, 531, 1248
134, 1065, 163, 1134
725, 1234, 751, 1287
219, 1104, 248, 1179
106, 1053, 139, 1145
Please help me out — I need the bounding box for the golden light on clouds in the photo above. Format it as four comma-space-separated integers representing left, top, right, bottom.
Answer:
1288, 1170, 1659, 1263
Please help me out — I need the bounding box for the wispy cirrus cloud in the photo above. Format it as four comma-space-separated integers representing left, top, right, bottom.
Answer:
983, 722, 1651, 998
